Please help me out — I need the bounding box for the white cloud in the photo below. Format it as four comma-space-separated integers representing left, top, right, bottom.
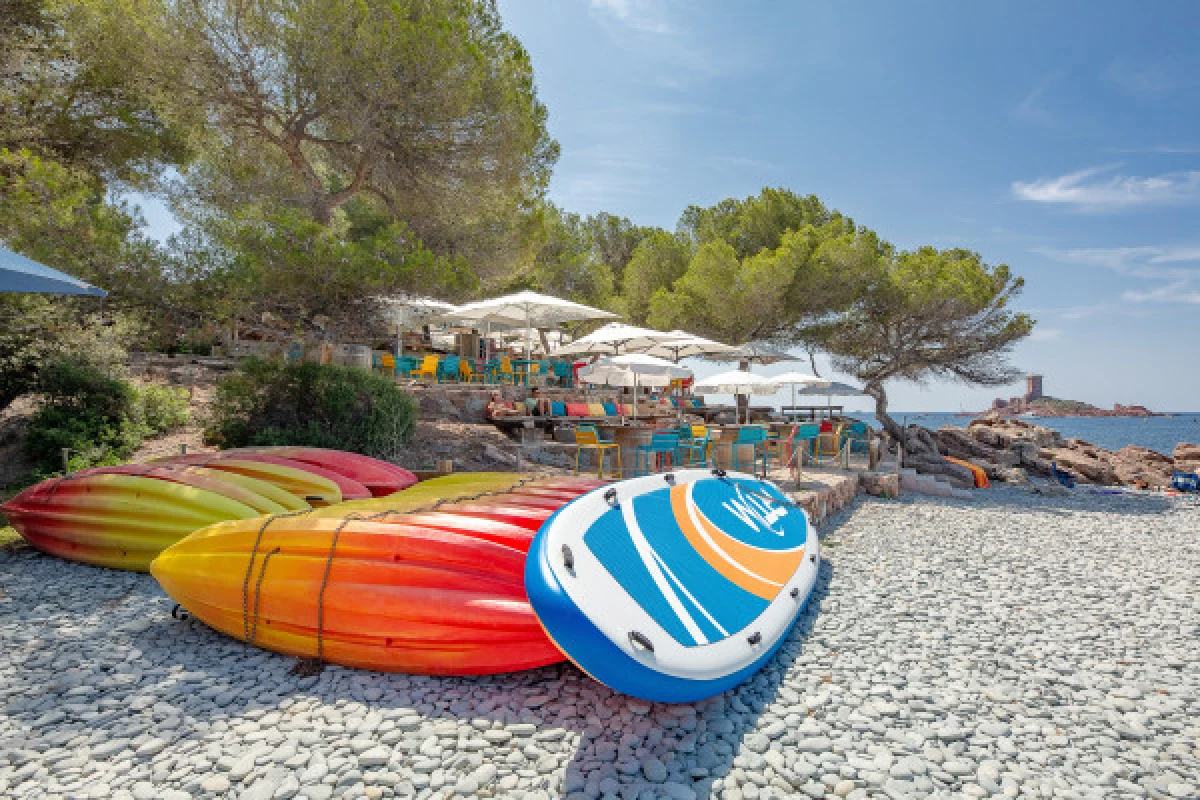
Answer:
1038, 245, 1200, 306
1106, 58, 1194, 96
1029, 327, 1064, 342
1122, 282, 1200, 304
1013, 164, 1200, 211
1102, 145, 1200, 155
588, 0, 672, 34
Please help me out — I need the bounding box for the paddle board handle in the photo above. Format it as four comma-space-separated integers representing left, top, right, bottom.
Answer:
604, 488, 619, 507
747, 631, 763, 646
561, 544, 575, 571
628, 631, 655, 652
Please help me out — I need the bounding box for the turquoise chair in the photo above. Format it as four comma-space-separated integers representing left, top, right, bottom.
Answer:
634, 431, 681, 476
552, 361, 574, 388
841, 421, 870, 457
727, 426, 769, 476
436, 355, 461, 383
395, 355, 417, 378
791, 423, 822, 467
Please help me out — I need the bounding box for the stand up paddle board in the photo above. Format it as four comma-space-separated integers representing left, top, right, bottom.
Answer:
525, 469, 819, 703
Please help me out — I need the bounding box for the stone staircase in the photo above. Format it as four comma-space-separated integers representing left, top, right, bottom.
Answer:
894, 466, 975, 500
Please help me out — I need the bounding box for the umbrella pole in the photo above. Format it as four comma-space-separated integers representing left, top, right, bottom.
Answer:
525, 308, 532, 361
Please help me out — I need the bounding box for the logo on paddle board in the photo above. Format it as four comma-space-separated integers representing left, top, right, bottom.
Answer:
583, 478, 807, 648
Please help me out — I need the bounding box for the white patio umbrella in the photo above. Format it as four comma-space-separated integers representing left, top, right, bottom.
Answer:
708, 342, 798, 366
433, 291, 617, 358
693, 370, 780, 425
794, 380, 864, 418
641, 330, 738, 362
375, 295, 456, 356
578, 353, 692, 423
770, 371, 832, 416
552, 322, 680, 357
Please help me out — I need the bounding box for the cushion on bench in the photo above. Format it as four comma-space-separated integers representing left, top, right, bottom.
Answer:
566, 403, 591, 417
602, 402, 618, 415
551, 401, 567, 417
587, 403, 607, 417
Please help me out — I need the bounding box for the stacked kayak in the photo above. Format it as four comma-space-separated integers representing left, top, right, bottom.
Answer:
0, 466, 288, 571
151, 474, 606, 675
1, 448, 417, 571
154, 446, 419, 501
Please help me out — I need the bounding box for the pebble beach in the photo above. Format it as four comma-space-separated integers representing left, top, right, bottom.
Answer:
1, 488, 1197, 800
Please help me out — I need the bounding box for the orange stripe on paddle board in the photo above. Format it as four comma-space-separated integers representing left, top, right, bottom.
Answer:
670, 485, 802, 601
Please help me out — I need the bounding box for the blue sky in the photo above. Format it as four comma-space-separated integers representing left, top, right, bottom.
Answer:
492, 0, 1200, 411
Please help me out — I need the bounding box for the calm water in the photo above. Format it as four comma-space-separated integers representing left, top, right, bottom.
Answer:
847, 412, 1200, 456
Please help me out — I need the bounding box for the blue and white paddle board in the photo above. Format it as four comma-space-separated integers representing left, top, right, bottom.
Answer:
525, 469, 818, 703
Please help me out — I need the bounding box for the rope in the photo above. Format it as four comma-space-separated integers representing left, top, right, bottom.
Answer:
240, 510, 308, 643
246, 546, 281, 644
303, 473, 550, 665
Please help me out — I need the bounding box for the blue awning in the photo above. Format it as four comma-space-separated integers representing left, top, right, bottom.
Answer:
0, 245, 107, 296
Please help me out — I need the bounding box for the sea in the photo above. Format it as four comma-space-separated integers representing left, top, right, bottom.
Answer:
844, 412, 1200, 456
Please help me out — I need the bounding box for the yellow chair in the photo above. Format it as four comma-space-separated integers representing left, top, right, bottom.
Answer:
575, 425, 621, 479
499, 358, 517, 386
413, 354, 439, 383
380, 353, 396, 379
459, 359, 479, 383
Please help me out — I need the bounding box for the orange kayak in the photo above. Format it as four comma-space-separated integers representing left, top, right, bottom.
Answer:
945, 457, 991, 488
150, 474, 605, 675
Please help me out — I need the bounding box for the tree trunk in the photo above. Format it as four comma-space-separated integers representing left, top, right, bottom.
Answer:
864, 381, 902, 441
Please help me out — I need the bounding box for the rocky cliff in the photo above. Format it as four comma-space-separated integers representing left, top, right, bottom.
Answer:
931, 417, 1196, 489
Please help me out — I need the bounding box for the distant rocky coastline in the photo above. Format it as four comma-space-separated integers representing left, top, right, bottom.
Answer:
982, 396, 1158, 418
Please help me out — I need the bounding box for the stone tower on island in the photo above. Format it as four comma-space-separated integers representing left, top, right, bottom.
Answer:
1024, 374, 1043, 403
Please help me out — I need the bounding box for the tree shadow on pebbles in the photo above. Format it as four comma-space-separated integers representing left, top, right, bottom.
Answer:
0, 544, 836, 800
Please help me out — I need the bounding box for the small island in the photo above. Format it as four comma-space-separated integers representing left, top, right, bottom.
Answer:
985, 374, 1158, 418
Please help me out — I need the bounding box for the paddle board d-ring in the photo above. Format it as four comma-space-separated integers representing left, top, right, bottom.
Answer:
525, 469, 821, 704
628, 631, 655, 652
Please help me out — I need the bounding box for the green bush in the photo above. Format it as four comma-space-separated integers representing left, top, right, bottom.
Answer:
22, 360, 192, 477
139, 383, 191, 434
205, 359, 416, 461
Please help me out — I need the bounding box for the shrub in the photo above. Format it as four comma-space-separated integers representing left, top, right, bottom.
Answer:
22, 360, 192, 477
0, 295, 138, 412
24, 360, 145, 476
139, 383, 191, 434
205, 359, 417, 461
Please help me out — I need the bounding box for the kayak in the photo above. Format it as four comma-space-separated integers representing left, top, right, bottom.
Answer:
150, 473, 606, 675
0, 470, 280, 571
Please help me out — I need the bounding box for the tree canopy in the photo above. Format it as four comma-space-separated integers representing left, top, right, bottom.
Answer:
817, 246, 1034, 436
88, 0, 556, 276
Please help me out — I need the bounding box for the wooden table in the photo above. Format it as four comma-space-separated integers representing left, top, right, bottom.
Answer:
592, 423, 656, 477
706, 425, 768, 473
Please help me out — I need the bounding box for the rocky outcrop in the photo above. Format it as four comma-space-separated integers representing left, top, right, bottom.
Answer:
1174, 442, 1200, 473
930, 417, 1195, 489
